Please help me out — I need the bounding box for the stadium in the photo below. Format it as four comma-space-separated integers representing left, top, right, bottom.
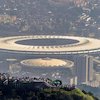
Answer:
0, 35, 100, 54
0, 35, 99, 84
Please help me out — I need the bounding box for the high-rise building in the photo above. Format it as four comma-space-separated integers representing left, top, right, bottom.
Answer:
74, 55, 94, 84
87, 56, 94, 81
74, 55, 87, 84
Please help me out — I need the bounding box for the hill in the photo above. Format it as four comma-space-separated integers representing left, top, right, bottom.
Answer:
0, 73, 98, 100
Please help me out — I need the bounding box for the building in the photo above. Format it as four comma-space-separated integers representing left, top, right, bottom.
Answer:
88, 56, 94, 81
74, 0, 88, 7
74, 55, 94, 84
0, 15, 17, 24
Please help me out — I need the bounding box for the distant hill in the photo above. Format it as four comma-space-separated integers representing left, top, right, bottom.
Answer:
0, 0, 99, 38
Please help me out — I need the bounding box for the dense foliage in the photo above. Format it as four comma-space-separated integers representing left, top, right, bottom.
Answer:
0, 85, 98, 100
0, 73, 98, 100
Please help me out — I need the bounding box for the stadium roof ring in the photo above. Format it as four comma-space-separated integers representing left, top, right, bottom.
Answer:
20, 58, 74, 68
0, 35, 100, 54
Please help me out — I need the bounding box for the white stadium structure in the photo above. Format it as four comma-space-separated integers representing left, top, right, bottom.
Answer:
0, 35, 100, 54
0, 35, 100, 85
20, 58, 74, 68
